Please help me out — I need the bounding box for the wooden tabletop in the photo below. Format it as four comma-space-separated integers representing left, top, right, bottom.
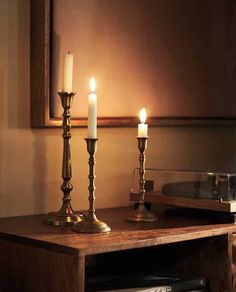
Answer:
0, 206, 236, 256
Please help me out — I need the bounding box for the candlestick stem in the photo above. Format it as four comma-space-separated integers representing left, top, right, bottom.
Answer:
126, 137, 157, 222
72, 139, 111, 233
87, 138, 96, 219
43, 92, 84, 226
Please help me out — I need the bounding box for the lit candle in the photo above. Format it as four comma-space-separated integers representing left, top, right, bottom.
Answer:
62, 51, 73, 92
138, 108, 148, 137
88, 77, 97, 138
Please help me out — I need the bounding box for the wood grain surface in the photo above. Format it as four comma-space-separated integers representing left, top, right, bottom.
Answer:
0, 239, 84, 292
0, 207, 235, 291
0, 206, 236, 256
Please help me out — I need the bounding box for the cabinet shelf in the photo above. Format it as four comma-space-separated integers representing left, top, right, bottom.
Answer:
0, 206, 235, 291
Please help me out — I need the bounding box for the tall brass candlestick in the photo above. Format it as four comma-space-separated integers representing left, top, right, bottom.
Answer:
126, 137, 157, 222
43, 92, 84, 226
72, 138, 111, 233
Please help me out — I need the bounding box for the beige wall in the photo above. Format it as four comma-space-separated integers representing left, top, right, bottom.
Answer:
0, 0, 236, 217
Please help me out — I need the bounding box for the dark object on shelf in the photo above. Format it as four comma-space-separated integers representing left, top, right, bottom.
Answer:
85, 289, 207, 292
85, 271, 207, 292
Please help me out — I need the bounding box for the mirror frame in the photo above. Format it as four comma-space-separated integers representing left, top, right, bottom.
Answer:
30, 0, 236, 128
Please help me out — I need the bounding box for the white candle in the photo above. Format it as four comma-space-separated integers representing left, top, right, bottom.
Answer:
138, 108, 148, 137
62, 51, 73, 92
88, 77, 97, 138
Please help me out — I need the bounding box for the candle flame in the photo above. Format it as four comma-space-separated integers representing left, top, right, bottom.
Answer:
139, 108, 147, 123
90, 77, 96, 93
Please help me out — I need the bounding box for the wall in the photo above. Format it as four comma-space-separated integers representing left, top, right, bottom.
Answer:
0, 0, 236, 217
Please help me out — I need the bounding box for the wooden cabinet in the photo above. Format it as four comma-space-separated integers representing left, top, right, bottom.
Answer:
0, 207, 235, 291
231, 235, 236, 291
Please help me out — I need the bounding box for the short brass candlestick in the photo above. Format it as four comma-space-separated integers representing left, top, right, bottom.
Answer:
126, 137, 157, 222
72, 138, 111, 233
43, 92, 84, 226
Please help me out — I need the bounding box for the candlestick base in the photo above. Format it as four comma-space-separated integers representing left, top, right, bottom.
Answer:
126, 203, 157, 222
72, 214, 111, 233
43, 208, 84, 226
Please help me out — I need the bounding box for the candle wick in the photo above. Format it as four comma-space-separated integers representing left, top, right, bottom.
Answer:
68, 50, 71, 54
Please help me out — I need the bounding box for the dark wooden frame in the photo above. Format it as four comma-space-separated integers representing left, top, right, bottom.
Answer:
30, 0, 236, 128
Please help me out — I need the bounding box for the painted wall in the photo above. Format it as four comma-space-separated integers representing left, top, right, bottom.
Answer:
0, 0, 236, 217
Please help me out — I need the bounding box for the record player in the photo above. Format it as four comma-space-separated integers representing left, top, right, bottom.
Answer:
130, 168, 236, 220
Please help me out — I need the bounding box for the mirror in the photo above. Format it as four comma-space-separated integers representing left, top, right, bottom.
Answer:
30, 0, 236, 127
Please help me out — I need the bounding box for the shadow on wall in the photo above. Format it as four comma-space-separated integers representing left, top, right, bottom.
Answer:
32, 132, 47, 214
0, 71, 5, 216
31, 128, 62, 215
7, 0, 29, 130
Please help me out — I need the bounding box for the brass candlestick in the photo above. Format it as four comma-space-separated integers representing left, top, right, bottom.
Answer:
72, 138, 111, 233
43, 92, 84, 226
126, 137, 157, 222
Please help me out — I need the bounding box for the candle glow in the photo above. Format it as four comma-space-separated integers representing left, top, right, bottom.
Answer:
139, 108, 147, 123
90, 77, 96, 93
138, 108, 148, 137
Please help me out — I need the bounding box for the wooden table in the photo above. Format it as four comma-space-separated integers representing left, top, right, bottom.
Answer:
0, 206, 236, 292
